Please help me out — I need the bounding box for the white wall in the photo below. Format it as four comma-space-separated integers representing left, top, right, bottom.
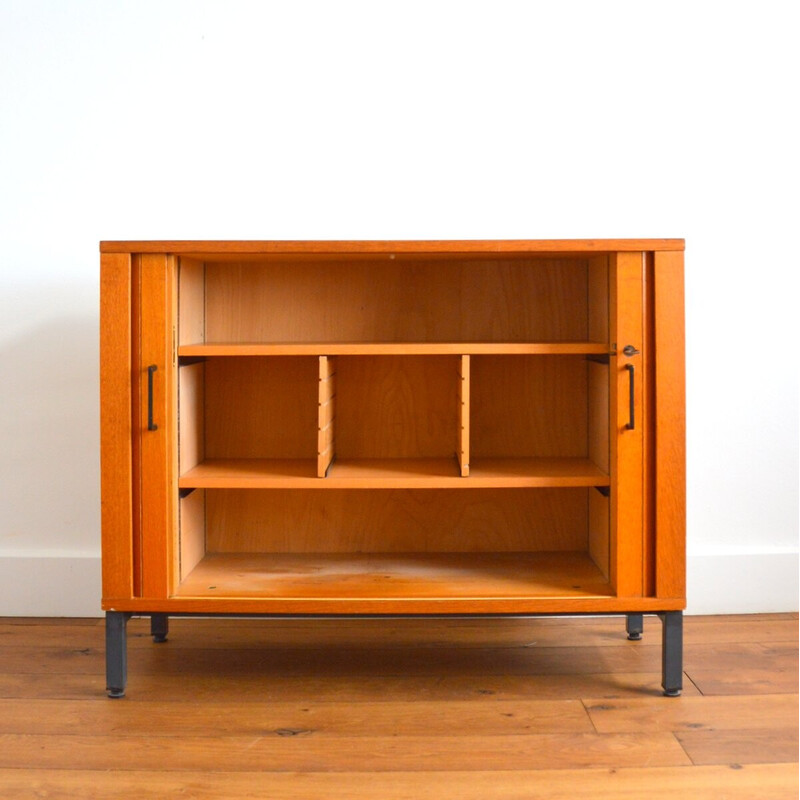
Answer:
0, 0, 797, 616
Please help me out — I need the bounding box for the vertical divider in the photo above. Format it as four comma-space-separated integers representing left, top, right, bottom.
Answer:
458, 355, 470, 477
318, 355, 336, 477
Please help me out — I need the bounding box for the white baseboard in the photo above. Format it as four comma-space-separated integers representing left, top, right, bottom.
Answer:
0, 555, 102, 617
686, 550, 799, 615
0, 552, 797, 617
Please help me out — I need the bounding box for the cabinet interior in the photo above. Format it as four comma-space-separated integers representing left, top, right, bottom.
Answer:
175, 254, 613, 600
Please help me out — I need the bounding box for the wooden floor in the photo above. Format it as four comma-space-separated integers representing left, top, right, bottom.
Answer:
0, 614, 796, 799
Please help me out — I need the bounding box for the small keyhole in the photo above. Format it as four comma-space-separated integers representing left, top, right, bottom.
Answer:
622, 345, 640, 356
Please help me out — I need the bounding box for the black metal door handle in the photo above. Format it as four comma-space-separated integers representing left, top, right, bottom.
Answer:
625, 364, 635, 430
147, 365, 158, 431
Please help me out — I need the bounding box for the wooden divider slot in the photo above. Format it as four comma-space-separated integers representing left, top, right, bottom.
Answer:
458, 355, 470, 477
318, 356, 336, 477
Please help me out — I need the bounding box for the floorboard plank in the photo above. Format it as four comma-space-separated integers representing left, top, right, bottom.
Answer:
0, 731, 691, 772
0, 671, 702, 702
0, 641, 786, 681
676, 727, 799, 766
0, 697, 594, 737
0, 764, 795, 800
687, 668, 799, 696
585, 694, 798, 734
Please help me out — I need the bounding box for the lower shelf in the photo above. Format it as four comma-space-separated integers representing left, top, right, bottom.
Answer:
174, 551, 613, 601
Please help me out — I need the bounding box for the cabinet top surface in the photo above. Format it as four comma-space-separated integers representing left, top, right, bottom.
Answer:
100, 238, 684, 255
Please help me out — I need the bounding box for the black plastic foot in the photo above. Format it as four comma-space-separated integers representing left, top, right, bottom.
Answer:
659, 611, 683, 697
626, 613, 644, 641
151, 613, 169, 643
105, 611, 131, 699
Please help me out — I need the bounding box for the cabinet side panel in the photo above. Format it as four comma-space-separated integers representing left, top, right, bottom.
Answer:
654, 250, 686, 600
179, 488, 206, 581
588, 489, 610, 580
179, 362, 204, 473
100, 252, 134, 601
178, 258, 205, 345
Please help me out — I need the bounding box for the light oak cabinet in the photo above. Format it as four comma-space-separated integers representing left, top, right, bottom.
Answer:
100, 239, 685, 696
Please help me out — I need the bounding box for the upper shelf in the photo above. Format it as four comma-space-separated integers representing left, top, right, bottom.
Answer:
179, 342, 612, 357
179, 457, 611, 489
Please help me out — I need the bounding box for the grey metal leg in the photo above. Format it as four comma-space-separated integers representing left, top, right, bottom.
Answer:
105, 611, 132, 698
151, 613, 169, 643
626, 613, 644, 640
659, 611, 683, 696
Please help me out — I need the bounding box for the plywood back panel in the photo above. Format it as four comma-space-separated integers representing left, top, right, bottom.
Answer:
204, 357, 318, 459
336, 356, 460, 459
206, 488, 589, 553
204, 259, 590, 343
470, 356, 588, 458
587, 255, 609, 344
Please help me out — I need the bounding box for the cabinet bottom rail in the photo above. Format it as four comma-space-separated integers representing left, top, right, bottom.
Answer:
104, 610, 683, 699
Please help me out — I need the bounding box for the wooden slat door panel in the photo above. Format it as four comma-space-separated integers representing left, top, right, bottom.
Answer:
137, 254, 178, 599
610, 252, 645, 598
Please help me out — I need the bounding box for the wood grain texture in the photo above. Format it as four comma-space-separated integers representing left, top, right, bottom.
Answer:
138, 254, 178, 599
99, 252, 134, 600
459, 355, 470, 476
203, 260, 592, 344
470, 356, 588, 458
585, 694, 798, 734
0, 697, 596, 737
178, 361, 203, 473
204, 357, 318, 459
178, 488, 205, 582
0, 731, 690, 772
609, 253, 644, 598
203, 487, 589, 553
587, 255, 610, 343
100, 595, 687, 614
676, 727, 799, 766
177, 257, 205, 345
1, 765, 794, 800
588, 489, 610, 580
179, 457, 610, 489
175, 551, 613, 600
317, 356, 336, 477
335, 356, 460, 459
100, 238, 686, 254
653, 250, 686, 601
179, 342, 612, 355
588, 360, 609, 473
